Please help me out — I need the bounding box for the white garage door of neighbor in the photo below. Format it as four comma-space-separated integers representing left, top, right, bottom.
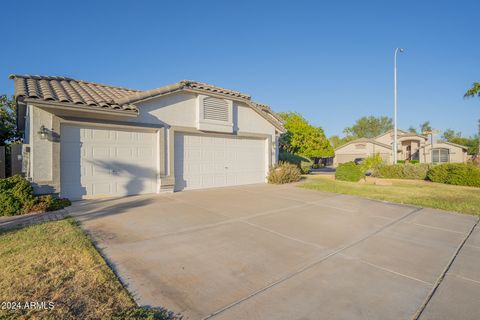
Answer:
61, 125, 157, 200
174, 133, 266, 190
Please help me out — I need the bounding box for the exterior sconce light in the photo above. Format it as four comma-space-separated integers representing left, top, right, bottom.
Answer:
38, 125, 48, 140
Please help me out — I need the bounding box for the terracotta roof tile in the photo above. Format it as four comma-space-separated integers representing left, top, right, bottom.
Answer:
10, 74, 140, 113
10, 75, 284, 130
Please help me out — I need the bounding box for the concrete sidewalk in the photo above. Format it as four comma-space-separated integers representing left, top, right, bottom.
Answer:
67, 184, 479, 320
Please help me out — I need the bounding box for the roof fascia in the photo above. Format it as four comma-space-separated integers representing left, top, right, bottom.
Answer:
25, 99, 138, 117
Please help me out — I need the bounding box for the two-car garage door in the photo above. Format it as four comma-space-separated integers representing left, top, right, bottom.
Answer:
60, 126, 267, 199
174, 133, 267, 191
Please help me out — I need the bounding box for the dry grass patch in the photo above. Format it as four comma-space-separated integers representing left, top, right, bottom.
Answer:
301, 175, 480, 215
0, 219, 177, 320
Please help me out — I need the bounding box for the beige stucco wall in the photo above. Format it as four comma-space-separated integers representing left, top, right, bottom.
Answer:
27, 105, 61, 194
334, 142, 391, 166
423, 142, 467, 163
26, 92, 280, 195
374, 132, 394, 145
132, 93, 276, 135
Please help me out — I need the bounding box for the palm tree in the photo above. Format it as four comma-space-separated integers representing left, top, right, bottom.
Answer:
464, 82, 480, 156
465, 82, 480, 98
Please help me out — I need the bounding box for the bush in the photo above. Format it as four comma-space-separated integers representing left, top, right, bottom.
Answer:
427, 163, 480, 187
373, 163, 433, 180
267, 162, 302, 184
279, 150, 312, 174
0, 175, 37, 216
112, 307, 179, 320
361, 154, 384, 172
397, 160, 419, 164
335, 162, 364, 182
0, 175, 72, 216
33, 195, 72, 212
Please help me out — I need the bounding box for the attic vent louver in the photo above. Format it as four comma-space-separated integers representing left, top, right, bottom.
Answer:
203, 97, 229, 122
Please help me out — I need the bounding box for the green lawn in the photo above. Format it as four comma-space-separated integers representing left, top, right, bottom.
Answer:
301, 176, 480, 215
0, 219, 176, 320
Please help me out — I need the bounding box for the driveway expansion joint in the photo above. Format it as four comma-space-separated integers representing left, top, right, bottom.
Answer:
202, 206, 424, 320
411, 217, 480, 320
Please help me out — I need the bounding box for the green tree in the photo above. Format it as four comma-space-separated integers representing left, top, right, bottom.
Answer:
329, 135, 343, 149
420, 121, 432, 134
442, 129, 478, 155
278, 112, 334, 158
464, 83, 480, 156
329, 135, 355, 149
464, 82, 480, 98
449, 136, 478, 156
343, 116, 393, 139
442, 129, 461, 141
407, 126, 417, 134
0, 95, 21, 146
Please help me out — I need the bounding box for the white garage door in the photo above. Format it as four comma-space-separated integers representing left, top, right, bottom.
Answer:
61, 125, 157, 200
174, 133, 266, 191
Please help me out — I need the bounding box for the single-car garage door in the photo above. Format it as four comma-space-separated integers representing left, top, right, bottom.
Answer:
174, 133, 266, 191
61, 125, 158, 200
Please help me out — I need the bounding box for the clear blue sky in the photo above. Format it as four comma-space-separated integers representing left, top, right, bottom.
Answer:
1, 0, 478, 137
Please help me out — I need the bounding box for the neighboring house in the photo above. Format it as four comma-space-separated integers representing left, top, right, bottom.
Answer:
11, 75, 285, 200
334, 129, 468, 166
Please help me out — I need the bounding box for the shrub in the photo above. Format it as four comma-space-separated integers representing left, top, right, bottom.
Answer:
335, 162, 364, 182
267, 162, 302, 184
112, 307, 180, 320
361, 154, 384, 172
34, 195, 72, 212
0, 175, 37, 216
279, 150, 312, 174
373, 164, 433, 180
427, 163, 480, 187
0, 176, 72, 216
397, 160, 419, 164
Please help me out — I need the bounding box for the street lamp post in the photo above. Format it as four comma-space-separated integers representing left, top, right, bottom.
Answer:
393, 48, 405, 164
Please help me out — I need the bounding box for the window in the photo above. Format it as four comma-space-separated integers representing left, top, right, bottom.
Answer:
432, 148, 449, 163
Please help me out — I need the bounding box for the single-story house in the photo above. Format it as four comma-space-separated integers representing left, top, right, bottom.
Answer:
11, 75, 285, 200
334, 129, 468, 166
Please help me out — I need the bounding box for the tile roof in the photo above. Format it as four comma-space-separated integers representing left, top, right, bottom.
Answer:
10, 75, 284, 130
435, 140, 469, 150
10, 74, 140, 113
334, 138, 392, 151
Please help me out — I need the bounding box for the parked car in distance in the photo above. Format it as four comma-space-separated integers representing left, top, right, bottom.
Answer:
354, 158, 364, 165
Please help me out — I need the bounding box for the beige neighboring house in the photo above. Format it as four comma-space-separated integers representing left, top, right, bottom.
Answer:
334, 129, 468, 166
11, 75, 285, 200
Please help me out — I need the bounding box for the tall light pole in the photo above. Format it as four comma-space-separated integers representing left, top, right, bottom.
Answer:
393, 48, 405, 164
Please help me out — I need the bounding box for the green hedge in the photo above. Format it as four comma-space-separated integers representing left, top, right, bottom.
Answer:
0, 175, 37, 216
279, 151, 312, 174
335, 162, 364, 182
0, 175, 72, 216
373, 164, 433, 180
427, 163, 480, 187
397, 160, 419, 164
267, 162, 302, 184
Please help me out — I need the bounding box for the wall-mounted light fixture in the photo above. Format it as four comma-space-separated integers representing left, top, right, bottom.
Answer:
37, 125, 48, 140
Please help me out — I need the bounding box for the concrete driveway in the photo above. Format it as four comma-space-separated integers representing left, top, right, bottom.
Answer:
67, 184, 480, 320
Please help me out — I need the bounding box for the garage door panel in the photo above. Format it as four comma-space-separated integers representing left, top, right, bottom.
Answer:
61, 125, 157, 200
175, 133, 266, 191
91, 146, 110, 159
